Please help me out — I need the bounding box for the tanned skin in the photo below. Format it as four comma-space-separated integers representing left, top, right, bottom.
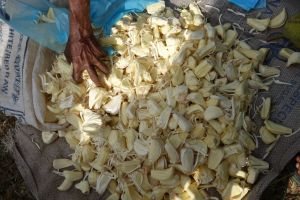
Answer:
65, 0, 109, 87
296, 156, 300, 175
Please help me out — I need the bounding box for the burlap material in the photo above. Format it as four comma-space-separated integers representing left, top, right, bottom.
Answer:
11, 0, 300, 199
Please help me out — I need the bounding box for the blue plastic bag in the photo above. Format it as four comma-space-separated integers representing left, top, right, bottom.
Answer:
254, 0, 266, 9
228, 0, 266, 11
0, 0, 158, 53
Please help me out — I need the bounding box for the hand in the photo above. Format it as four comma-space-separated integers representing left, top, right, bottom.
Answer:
65, 33, 109, 87
66, 0, 109, 87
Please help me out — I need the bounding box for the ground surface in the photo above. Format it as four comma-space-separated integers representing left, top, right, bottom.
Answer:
0, 112, 299, 200
0, 113, 34, 200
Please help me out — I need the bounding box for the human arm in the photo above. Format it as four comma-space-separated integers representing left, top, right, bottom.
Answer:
65, 0, 109, 86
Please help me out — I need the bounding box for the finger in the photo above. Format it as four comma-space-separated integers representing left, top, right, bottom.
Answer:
296, 156, 300, 163
96, 70, 110, 89
72, 62, 84, 83
64, 41, 72, 63
91, 56, 110, 74
84, 48, 109, 74
90, 36, 106, 55
86, 66, 101, 87
88, 38, 107, 58
87, 66, 110, 89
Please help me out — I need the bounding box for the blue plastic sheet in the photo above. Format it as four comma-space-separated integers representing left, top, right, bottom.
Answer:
228, 0, 266, 11
0, 0, 158, 53
254, 0, 267, 9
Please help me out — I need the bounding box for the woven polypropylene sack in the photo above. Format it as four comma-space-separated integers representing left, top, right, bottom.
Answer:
11, 0, 300, 199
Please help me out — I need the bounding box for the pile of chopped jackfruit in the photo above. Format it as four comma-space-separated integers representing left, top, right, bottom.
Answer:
40, 1, 295, 200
